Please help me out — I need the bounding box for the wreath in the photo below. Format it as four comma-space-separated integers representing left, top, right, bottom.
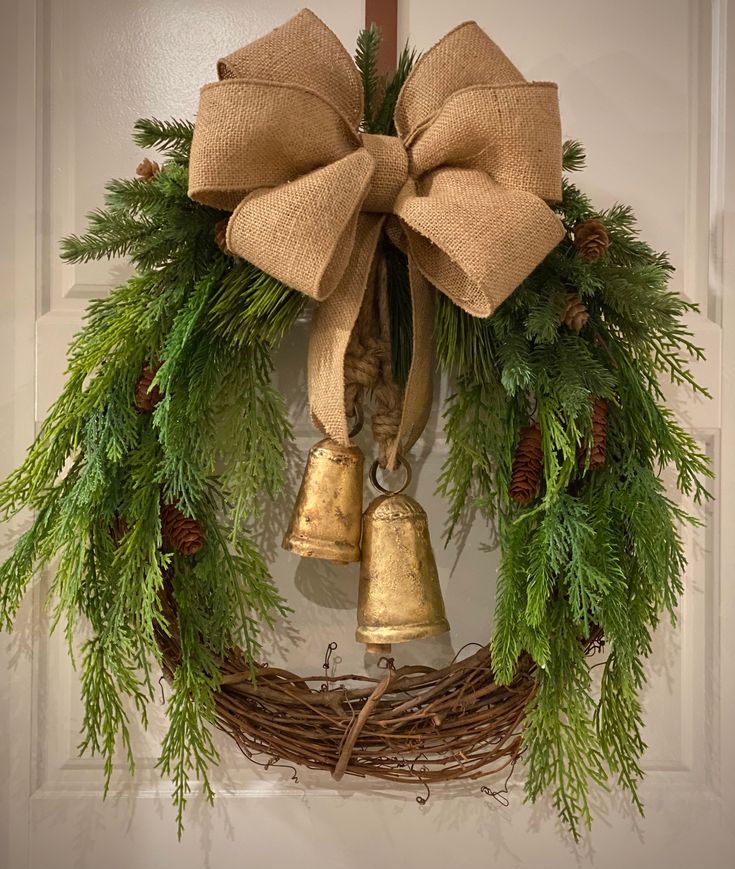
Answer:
0, 11, 710, 840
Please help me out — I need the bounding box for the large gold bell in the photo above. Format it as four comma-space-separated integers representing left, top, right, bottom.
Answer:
282, 438, 364, 563
356, 459, 450, 653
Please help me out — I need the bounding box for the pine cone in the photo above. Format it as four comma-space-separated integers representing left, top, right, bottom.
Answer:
573, 219, 609, 263
589, 397, 608, 469
136, 158, 160, 181
562, 294, 589, 332
510, 423, 543, 505
579, 398, 609, 471
134, 363, 163, 413
160, 502, 204, 556
214, 218, 232, 255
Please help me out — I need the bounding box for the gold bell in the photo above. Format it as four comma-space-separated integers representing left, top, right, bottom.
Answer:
282, 436, 364, 564
356, 458, 450, 653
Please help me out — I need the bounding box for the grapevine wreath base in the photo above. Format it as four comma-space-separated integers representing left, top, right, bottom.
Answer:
157, 581, 602, 790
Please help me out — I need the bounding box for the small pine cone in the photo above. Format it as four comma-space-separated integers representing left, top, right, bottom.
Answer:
510, 423, 543, 505
579, 398, 609, 471
134, 363, 163, 413
573, 219, 609, 263
160, 503, 204, 556
589, 397, 608, 470
562, 294, 589, 332
213, 218, 233, 255
136, 158, 160, 181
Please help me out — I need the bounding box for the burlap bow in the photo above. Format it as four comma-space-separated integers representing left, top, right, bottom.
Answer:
189, 9, 564, 467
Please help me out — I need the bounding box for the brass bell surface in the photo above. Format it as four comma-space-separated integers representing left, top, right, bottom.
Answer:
282, 438, 364, 563
356, 489, 450, 649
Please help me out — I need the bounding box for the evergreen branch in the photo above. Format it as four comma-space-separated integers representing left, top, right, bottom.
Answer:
104, 176, 169, 213
207, 262, 305, 349
373, 44, 419, 135
0, 113, 304, 834
562, 139, 586, 172
133, 117, 195, 160
158, 567, 220, 838
61, 209, 154, 263
355, 24, 381, 132
437, 159, 711, 838
78, 634, 147, 791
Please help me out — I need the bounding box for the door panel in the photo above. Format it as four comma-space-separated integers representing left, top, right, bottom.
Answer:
1, 1, 733, 867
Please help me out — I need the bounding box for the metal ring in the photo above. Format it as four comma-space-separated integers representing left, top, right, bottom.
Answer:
369, 455, 412, 496
348, 405, 364, 439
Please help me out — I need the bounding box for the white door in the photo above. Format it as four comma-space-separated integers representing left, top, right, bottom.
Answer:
1, 1, 733, 867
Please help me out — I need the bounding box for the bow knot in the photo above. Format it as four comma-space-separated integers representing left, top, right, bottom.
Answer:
359, 133, 409, 214
188, 9, 565, 463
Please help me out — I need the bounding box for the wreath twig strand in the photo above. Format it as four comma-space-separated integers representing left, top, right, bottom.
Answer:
157, 596, 536, 789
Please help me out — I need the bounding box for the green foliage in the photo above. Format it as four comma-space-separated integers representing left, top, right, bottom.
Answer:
436, 140, 711, 838
0, 117, 294, 834
562, 138, 586, 173
356, 24, 418, 135
0, 31, 421, 832
132, 117, 195, 161
355, 23, 382, 133
207, 262, 305, 350
157, 565, 221, 837
373, 44, 418, 136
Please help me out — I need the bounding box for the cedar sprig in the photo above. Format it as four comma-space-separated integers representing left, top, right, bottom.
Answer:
0, 119, 293, 836
436, 139, 711, 839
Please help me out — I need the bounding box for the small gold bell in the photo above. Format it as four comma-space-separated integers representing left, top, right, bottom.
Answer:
282, 437, 364, 564
356, 458, 450, 653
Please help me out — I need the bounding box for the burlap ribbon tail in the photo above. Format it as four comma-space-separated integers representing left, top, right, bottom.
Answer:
188, 9, 565, 469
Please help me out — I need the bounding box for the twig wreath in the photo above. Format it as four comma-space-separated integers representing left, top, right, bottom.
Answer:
0, 10, 710, 840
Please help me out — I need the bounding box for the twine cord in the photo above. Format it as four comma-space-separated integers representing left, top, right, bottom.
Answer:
343, 253, 403, 469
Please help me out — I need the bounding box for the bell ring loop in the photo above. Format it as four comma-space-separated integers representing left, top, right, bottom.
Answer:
369, 455, 412, 496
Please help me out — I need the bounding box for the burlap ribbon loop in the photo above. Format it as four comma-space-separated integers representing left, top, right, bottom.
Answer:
188, 9, 565, 465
